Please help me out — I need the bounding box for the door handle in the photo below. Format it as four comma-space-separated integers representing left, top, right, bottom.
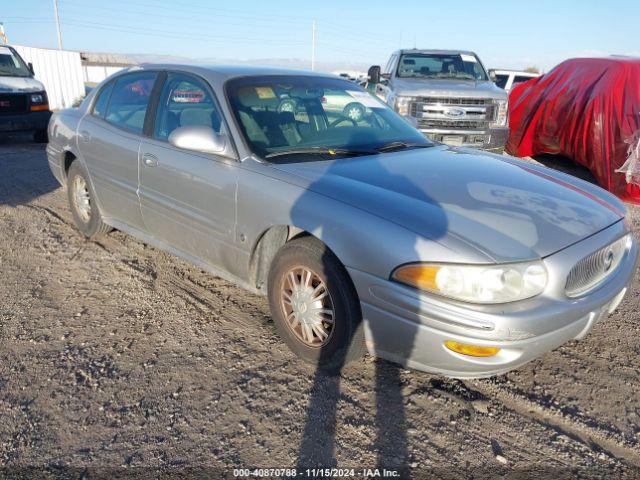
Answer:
79, 131, 91, 143
142, 154, 158, 167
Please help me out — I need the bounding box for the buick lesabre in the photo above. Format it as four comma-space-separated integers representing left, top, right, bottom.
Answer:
46, 65, 638, 378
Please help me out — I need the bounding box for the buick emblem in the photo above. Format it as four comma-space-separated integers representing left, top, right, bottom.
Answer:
603, 249, 615, 272
444, 108, 465, 118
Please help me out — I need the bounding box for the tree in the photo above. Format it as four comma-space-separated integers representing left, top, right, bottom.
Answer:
524, 66, 540, 74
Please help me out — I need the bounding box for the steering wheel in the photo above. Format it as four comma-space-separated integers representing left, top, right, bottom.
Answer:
329, 116, 358, 128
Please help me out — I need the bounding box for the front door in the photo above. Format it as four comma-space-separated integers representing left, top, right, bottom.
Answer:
77, 71, 158, 230
138, 72, 238, 271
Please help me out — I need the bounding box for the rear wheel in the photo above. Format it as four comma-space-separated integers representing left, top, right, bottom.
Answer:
66, 161, 111, 239
268, 236, 366, 371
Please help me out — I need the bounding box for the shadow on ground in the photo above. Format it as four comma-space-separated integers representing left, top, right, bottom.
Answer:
0, 133, 59, 206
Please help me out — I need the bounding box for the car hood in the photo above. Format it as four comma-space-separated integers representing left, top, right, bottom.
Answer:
391, 78, 506, 100
272, 147, 624, 262
0, 76, 45, 93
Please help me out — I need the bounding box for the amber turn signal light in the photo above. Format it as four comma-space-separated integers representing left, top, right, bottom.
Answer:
30, 104, 49, 111
392, 264, 440, 291
444, 340, 500, 357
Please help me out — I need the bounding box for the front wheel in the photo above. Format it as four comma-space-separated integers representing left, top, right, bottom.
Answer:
268, 236, 366, 371
66, 161, 111, 239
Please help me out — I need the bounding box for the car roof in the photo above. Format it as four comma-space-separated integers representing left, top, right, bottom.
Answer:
132, 63, 338, 82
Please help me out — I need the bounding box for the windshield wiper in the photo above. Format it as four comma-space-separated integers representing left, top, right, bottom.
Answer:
375, 141, 434, 153
265, 147, 378, 159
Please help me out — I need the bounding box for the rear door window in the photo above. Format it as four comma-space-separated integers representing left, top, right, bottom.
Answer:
153, 73, 222, 141
104, 72, 157, 134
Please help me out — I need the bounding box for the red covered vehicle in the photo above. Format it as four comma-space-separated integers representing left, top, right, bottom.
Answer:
506, 57, 640, 204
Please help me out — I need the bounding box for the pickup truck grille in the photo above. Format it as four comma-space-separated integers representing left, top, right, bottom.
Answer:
0, 93, 28, 115
416, 97, 491, 106
410, 97, 496, 133
418, 119, 486, 130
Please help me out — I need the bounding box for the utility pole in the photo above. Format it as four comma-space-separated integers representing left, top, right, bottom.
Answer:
311, 20, 316, 71
0, 23, 7, 44
53, 0, 63, 50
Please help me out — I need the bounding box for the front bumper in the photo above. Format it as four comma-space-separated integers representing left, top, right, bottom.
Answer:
349, 221, 638, 378
420, 126, 509, 152
0, 110, 52, 133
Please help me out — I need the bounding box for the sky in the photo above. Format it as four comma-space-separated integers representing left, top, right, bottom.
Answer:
2, 0, 639, 72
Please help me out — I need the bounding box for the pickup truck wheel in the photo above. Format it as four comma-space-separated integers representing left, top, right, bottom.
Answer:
268, 236, 366, 371
66, 161, 111, 239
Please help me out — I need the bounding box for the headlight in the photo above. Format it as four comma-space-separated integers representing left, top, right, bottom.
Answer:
492, 99, 508, 127
30, 91, 49, 111
30, 92, 46, 104
393, 95, 415, 116
392, 261, 548, 303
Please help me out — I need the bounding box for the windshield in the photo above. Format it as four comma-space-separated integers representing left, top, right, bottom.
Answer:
226, 75, 432, 161
397, 53, 488, 81
0, 46, 32, 78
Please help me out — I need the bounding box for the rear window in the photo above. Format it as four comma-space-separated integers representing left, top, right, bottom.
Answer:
512, 75, 534, 87
494, 74, 509, 89
104, 72, 157, 134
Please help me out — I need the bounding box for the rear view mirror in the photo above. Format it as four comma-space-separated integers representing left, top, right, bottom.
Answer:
489, 70, 497, 82
169, 125, 233, 158
368, 65, 381, 85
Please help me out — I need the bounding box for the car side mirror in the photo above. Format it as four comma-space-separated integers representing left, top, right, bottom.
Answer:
28, 62, 34, 75
368, 65, 381, 85
168, 125, 233, 158
488, 70, 496, 82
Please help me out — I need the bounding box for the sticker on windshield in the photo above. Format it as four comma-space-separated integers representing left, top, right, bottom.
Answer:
346, 90, 385, 108
255, 87, 276, 99
460, 54, 477, 63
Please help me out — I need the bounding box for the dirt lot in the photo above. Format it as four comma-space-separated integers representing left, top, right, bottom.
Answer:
1, 136, 640, 479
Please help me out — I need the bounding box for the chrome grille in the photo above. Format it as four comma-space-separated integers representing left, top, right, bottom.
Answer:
417, 119, 486, 130
410, 97, 496, 133
416, 97, 491, 106
565, 235, 630, 297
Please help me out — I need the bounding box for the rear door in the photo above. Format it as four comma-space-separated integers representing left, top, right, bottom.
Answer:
138, 71, 238, 271
77, 71, 158, 230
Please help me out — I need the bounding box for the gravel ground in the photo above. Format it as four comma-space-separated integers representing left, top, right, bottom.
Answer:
1, 135, 639, 479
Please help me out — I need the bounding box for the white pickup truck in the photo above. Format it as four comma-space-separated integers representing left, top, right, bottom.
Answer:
367, 49, 509, 152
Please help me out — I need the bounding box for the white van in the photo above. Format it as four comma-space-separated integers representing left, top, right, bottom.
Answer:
0, 45, 51, 142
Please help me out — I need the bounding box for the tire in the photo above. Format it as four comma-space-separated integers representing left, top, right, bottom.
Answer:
268, 236, 366, 371
342, 102, 365, 122
33, 129, 48, 143
66, 161, 111, 239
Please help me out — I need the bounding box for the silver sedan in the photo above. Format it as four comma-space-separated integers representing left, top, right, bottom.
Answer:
46, 65, 638, 378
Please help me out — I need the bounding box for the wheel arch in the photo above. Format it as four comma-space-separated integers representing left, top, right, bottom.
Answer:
63, 150, 77, 177
248, 224, 355, 295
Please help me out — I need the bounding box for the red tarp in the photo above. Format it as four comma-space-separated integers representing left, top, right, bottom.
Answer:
506, 57, 640, 204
